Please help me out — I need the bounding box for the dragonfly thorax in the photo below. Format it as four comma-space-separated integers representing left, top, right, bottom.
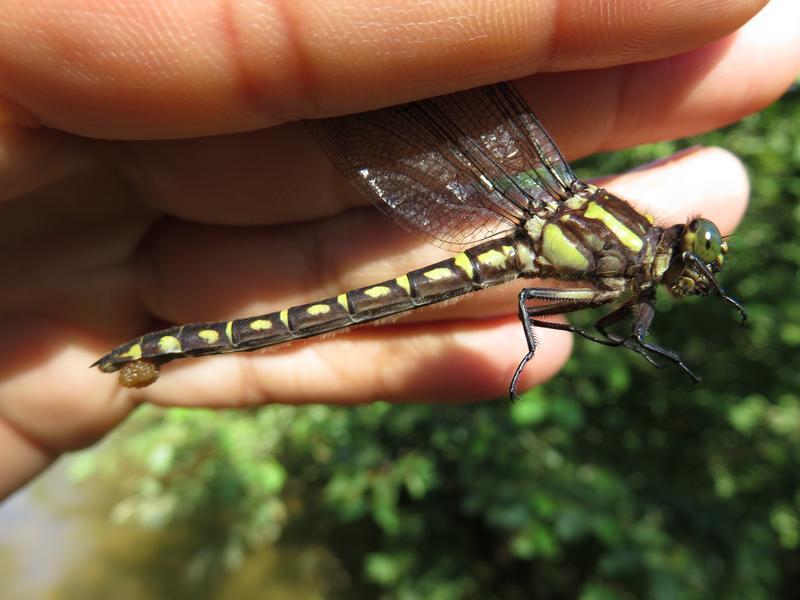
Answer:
525, 187, 660, 286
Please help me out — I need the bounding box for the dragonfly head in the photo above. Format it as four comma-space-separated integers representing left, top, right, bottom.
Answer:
662, 218, 746, 322
663, 218, 727, 297
681, 218, 726, 269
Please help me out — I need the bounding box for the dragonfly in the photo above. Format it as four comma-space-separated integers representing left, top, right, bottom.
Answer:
93, 82, 746, 399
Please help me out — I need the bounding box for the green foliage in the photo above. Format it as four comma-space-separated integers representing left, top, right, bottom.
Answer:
74, 82, 800, 598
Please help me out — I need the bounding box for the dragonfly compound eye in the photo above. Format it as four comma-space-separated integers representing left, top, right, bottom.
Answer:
682, 218, 722, 264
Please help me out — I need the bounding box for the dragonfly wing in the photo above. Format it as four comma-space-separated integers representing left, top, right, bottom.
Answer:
307, 82, 578, 249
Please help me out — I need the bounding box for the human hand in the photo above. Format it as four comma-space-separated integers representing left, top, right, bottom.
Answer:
1, 0, 798, 497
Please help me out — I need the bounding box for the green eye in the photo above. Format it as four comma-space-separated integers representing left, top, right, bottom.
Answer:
682, 218, 722, 263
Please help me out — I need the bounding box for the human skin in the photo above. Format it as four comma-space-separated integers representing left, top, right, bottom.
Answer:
0, 0, 798, 499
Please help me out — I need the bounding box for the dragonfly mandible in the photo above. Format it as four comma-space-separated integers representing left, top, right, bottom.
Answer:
93, 82, 746, 399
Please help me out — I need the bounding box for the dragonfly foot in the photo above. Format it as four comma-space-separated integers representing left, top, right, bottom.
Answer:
509, 351, 535, 402
626, 335, 702, 383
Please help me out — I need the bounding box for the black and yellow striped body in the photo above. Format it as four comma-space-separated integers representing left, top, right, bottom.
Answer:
95, 235, 542, 381
93, 185, 676, 387
93, 82, 743, 392
530, 187, 663, 286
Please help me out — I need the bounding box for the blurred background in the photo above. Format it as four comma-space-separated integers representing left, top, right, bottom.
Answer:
2, 78, 799, 599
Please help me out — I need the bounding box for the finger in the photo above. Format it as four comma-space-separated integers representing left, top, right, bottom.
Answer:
0, 125, 96, 203
0, 148, 748, 422
136, 145, 748, 326
600, 146, 749, 234
0, 0, 767, 137
0, 316, 136, 499
0, 417, 54, 500
116, 0, 799, 226
524, 0, 800, 158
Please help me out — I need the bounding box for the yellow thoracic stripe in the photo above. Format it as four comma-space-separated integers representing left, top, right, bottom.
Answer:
541, 223, 590, 271
584, 202, 643, 252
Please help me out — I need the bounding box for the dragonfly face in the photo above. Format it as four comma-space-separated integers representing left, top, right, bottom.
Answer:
663, 218, 727, 296
658, 217, 746, 326
93, 82, 746, 397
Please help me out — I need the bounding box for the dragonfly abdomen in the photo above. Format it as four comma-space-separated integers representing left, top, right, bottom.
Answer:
95, 235, 534, 387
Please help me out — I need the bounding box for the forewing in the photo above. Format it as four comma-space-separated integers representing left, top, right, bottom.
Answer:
307, 82, 578, 249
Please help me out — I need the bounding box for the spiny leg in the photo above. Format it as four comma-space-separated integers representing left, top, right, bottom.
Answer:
629, 336, 700, 382
685, 253, 748, 323
526, 293, 700, 383
598, 294, 700, 382
510, 287, 620, 401
526, 298, 664, 368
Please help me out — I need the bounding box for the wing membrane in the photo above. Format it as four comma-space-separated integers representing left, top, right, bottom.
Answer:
307, 82, 578, 249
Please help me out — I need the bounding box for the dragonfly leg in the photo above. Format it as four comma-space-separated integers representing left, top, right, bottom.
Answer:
589, 300, 666, 367
519, 290, 701, 384
685, 253, 748, 324
630, 335, 701, 382
524, 298, 664, 368
597, 295, 701, 382
510, 287, 619, 401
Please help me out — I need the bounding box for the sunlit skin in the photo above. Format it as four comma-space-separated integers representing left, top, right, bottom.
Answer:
0, 0, 799, 499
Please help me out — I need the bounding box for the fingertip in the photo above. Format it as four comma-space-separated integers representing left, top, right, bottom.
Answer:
1, 343, 136, 451
600, 146, 749, 234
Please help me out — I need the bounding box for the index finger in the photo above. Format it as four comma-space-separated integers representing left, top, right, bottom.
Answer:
0, 0, 768, 137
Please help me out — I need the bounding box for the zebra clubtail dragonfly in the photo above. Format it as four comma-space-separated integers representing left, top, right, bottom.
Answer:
93, 82, 746, 398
